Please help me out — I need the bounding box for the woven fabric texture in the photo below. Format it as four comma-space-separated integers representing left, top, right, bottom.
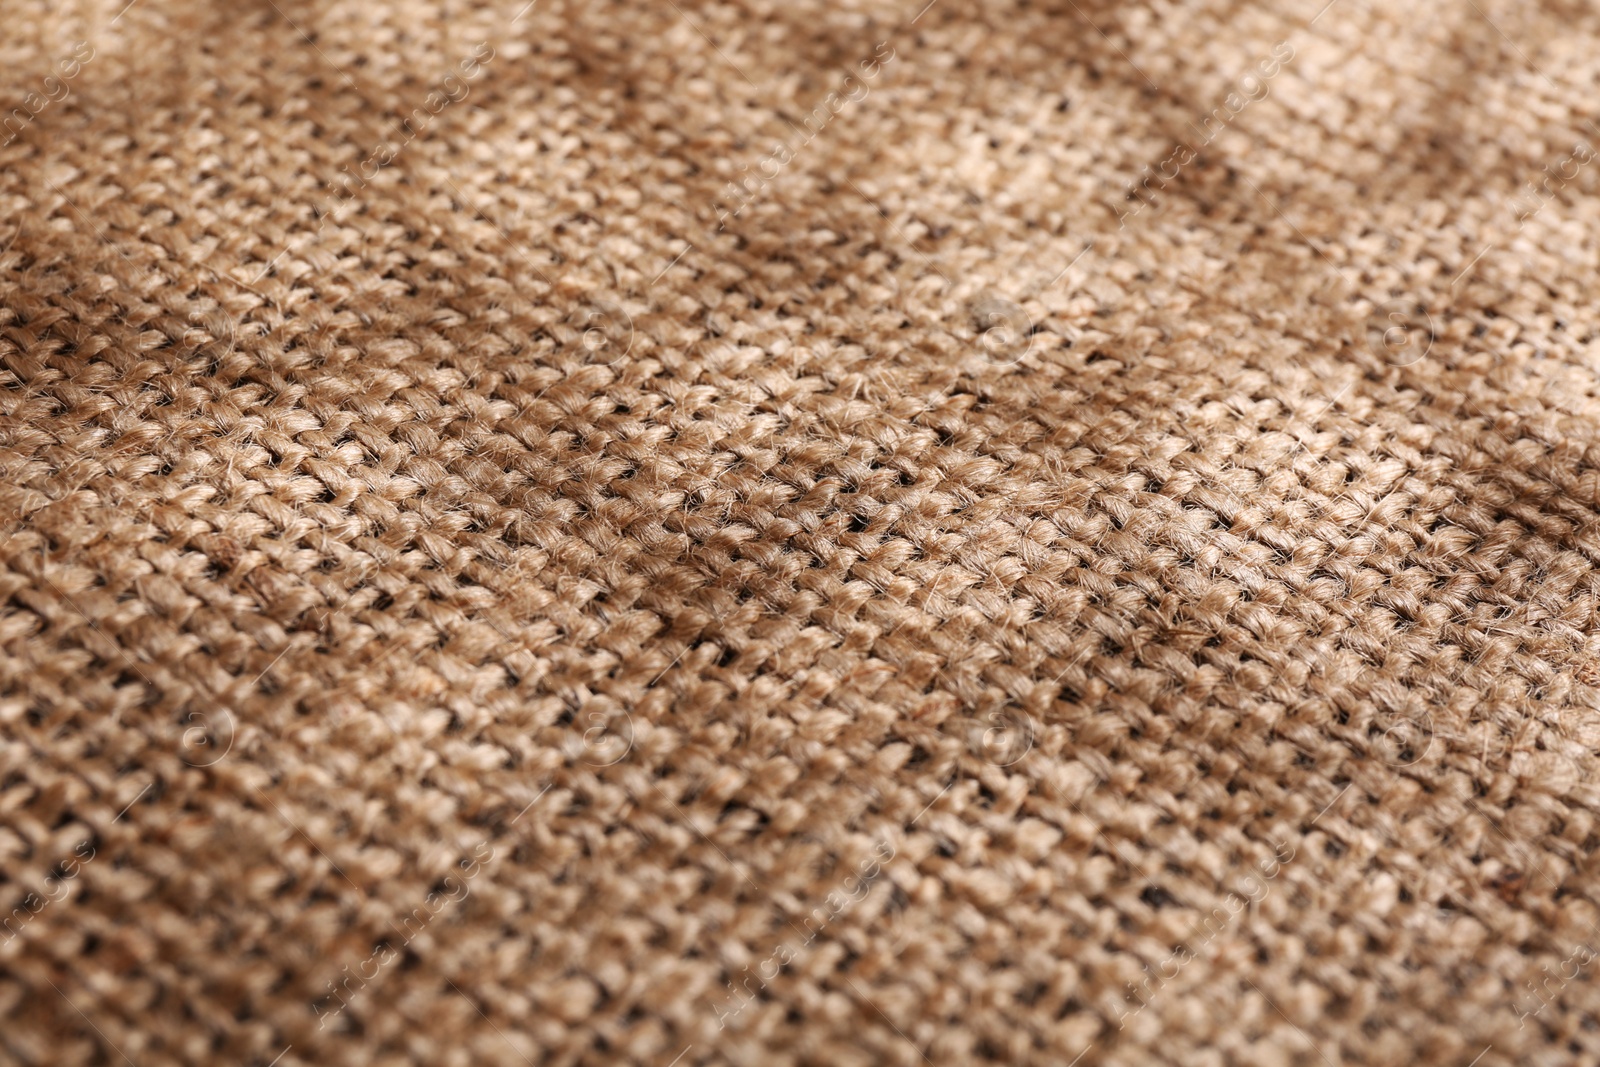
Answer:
3, 0, 1599, 1064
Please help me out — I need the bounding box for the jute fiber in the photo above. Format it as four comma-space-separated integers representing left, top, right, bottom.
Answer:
2, 0, 1599, 1063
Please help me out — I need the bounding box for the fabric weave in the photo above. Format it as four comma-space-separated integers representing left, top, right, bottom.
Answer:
2, 0, 1598, 1065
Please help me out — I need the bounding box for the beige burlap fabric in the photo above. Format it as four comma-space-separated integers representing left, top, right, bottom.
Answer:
3, 0, 1599, 1063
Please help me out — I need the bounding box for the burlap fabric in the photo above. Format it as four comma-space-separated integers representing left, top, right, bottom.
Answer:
3, 0, 1598, 1064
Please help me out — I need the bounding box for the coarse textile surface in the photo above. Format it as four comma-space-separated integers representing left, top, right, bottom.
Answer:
2, 0, 1599, 1065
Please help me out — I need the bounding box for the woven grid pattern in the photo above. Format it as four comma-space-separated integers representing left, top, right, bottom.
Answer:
3, 0, 1600, 1064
